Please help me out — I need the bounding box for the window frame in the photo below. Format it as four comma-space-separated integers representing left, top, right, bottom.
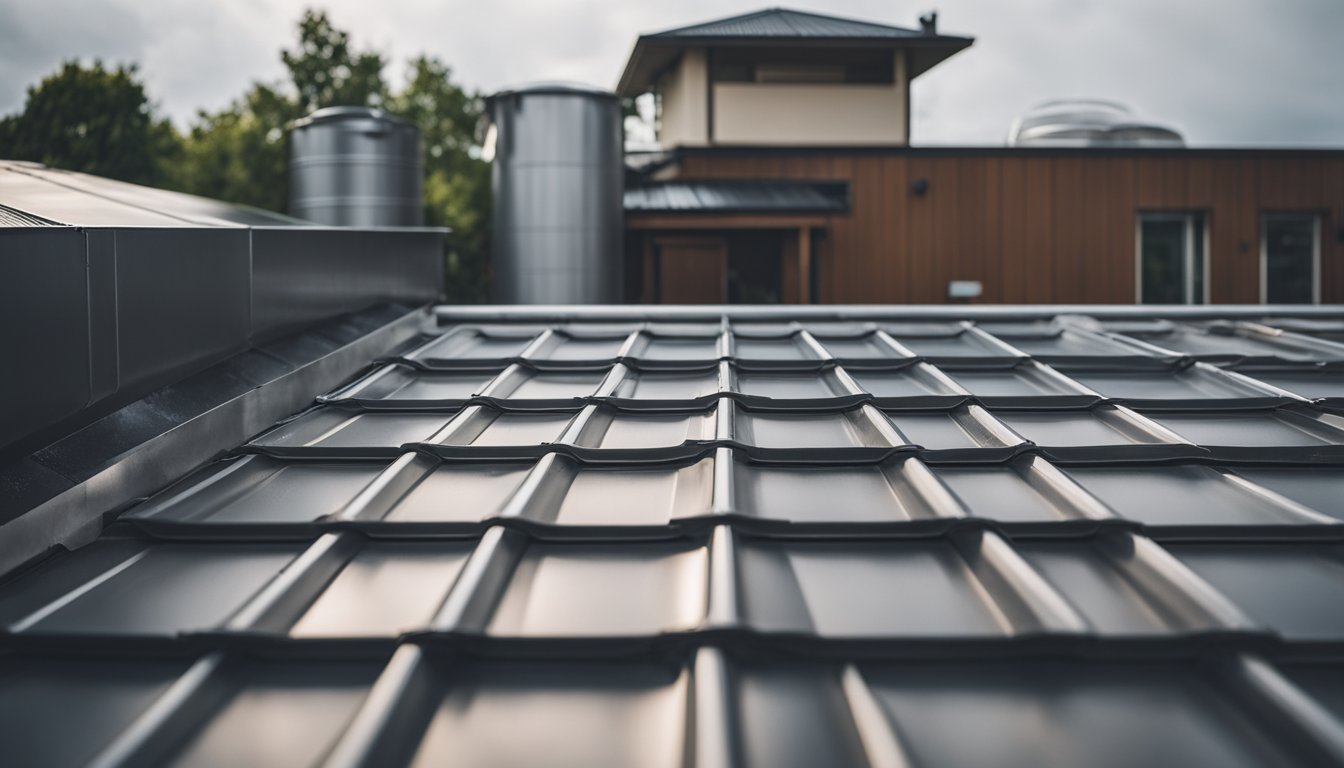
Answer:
1259, 212, 1321, 305
1135, 211, 1209, 305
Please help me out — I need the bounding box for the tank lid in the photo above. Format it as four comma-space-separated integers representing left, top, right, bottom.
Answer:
289, 106, 414, 130
487, 81, 617, 104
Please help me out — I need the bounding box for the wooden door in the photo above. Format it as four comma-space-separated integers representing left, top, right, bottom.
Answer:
656, 236, 727, 303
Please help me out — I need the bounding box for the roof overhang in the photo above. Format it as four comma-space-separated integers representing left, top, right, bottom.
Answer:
616, 35, 974, 96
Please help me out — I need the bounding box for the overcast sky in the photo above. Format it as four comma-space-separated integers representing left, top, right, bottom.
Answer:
2, 0, 1341, 146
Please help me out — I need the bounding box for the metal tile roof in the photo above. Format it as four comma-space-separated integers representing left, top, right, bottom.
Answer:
6, 308, 1344, 766
625, 181, 849, 214
615, 8, 974, 95
647, 8, 929, 39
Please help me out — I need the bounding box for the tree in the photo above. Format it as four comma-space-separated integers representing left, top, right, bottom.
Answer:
7, 10, 493, 302
390, 56, 491, 303
284, 11, 388, 115
0, 61, 178, 185
167, 9, 389, 212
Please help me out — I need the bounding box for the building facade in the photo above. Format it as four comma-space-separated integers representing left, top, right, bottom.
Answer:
619, 9, 1343, 305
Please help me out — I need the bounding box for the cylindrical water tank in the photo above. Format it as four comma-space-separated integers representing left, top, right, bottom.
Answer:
288, 107, 423, 226
487, 83, 623, 304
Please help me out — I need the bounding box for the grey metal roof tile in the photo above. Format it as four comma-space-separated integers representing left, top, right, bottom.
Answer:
1236, 368, 1344, 401
1167, 543, 1344, 640
737, 371, 848, 400
551, 460, 714, 526
733, 460, 933, 523
288, 542, 475, 637
861, 661, 1308, 767
734, 662, 869, 768
737, 409, 891, 449
1147, 409, 1344, 447
336, 366, 502, 402
611, 370, 721, 400
934, 465, 1076, 523
254, 409, 455, 449
488, 539, 708, 636
125, 455, 386, 526
1067, 365, 1286, 404
733, 335, 820, 361
1, 541, 300, 636
1016, 541, 1200, 634
1278, 663, 1344, 723
584, 409, 717, 449
638, 337, 721, 362
1226, 467, 1344, 520
383, 463, 535, 523
809, 332, 907, 360
12, 306, 1344, 764
992, 408, 1174, 448
1062, 465, 1329, 527
736, 538, 1013, 636
406, 659, 687, 768
442, 409, 576, 447
943, 363, 1092, 399
850, 366, 960, 399
163, 660, 380, 766
0, 657, 188, 766
409, 327, 541, 362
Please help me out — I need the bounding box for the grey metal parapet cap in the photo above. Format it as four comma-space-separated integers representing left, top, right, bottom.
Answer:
436, 304, 1344, 322
251, 225, 451, 234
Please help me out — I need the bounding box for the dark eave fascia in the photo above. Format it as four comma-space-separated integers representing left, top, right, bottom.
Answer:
616, 34, 974, 96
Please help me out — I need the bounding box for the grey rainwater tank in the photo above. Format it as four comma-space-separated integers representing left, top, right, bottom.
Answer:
486, 83, 623, 304
289, 107, 423, 226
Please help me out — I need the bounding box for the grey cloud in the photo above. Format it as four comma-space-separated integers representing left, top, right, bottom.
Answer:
0, 0, 1340, 146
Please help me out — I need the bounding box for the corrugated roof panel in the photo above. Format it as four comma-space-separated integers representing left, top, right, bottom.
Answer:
9, 307, 1344, 765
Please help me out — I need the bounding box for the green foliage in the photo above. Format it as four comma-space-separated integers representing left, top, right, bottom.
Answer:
166, 9, 391, 214
167, 83, 295, 213
4, 9, 491, 301
283, 11, 389, 115
169, 10, 490, 300
0, 61, 178, 186
390, 57, 491, 303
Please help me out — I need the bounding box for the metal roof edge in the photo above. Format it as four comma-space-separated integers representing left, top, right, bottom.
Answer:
435, 305, 1344, 322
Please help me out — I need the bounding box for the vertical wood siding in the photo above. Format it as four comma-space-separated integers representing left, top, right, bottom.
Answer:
673, 151, 1344, 303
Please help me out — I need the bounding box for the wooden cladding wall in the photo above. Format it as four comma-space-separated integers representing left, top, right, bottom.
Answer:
672, 151, 1344, 304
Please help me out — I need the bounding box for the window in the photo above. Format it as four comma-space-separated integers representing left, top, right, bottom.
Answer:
1139, 213, 1206, 304
1262, 214, 1319, 304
